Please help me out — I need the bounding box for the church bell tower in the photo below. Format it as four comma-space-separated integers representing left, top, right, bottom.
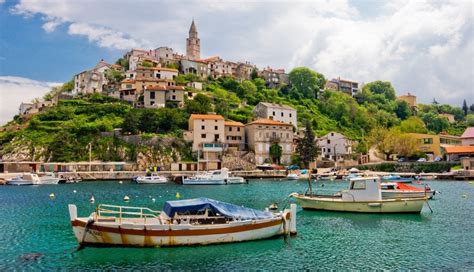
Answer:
186, 19, 200, 60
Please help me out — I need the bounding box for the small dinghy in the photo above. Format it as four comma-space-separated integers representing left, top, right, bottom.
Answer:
68, 198, 297, 247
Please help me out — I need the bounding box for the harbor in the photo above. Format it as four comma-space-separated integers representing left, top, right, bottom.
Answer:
0, 178, 473, 270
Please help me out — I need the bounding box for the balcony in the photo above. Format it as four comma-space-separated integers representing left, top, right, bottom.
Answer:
202, 143, 227, 152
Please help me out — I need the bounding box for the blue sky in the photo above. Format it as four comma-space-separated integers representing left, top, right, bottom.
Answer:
0, 0, 473, 124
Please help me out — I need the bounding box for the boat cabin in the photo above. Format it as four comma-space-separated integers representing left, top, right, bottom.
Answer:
341, 177, 382, 201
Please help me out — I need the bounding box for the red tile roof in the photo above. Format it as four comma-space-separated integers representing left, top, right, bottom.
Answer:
461, 127, 474, 139
444, 146, 474, 154
190, 114, 225, 121
224, 120, 244, 127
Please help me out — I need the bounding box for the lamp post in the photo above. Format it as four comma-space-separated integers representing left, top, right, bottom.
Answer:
88, 142, 92, 172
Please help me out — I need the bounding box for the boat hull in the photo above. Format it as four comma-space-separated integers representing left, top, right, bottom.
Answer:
382, 191, 434, 199
293, 194, 425, 213
6, 180, 33, 186
135, 179, 167, 184
182, 179, 227, 185
71, 217, 287, 247
382, 177, 414, 183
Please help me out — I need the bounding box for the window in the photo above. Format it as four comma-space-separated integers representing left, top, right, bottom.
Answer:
289, 113, 292, 117
229, 127, 233, 132
172, 95, 176, 100
201, 134, 206, 138
331, 133, 334, 136
156, 74, 161, 79
273, 111, 275, 116
201, 125, 205, 130
281, 112, 284, 117
215, 134, 220, 139
287, 133, 289, 138
215, 126, 218, 130
237, 127, 240, 132
150, 101, 155, 106
150, 91, 155, 99
327, 139, 331, 144
328, 148, 331, 153
423, 138, 433, 144
351, 180, 366, 190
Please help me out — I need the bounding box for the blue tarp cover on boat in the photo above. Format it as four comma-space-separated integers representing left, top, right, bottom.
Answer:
163, 198, 274, 219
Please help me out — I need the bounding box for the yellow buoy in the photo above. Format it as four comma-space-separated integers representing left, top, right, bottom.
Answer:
49, 193, 55, 199
124, 195, 130, 202
176, 192, 181, 199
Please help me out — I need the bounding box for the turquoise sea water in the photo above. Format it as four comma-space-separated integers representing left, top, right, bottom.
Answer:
0, 179, 473, 270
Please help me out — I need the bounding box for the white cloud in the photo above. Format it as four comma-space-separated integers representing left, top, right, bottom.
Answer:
0, 76, 61, 125
8, 0, 474, 106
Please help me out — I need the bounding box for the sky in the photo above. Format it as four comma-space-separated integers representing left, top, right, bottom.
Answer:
0, 0, 473, 124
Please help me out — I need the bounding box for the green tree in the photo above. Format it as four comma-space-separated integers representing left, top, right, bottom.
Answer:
122, 110, 140, 134
469, 104, 474, 113
251, 68, 259, 80
369, 127, 398, 160
115, 58, 129, 70
466, 114, 474, 126
269, 143, 282, 164
106, 69, 125, 83
288, 67, 326, 99
394, 100, 412, 120
185, 93, 213, 114
296, 121, 318, 168
398, 116, 427, 133
462, 99, 468, 116
61, 79, 75, 93
362, 81, 397, 101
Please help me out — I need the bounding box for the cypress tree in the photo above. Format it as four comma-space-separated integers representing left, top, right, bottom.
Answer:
296, 121, 319, 168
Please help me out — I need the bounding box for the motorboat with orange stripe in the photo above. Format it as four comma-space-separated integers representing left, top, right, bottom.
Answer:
68, 198, 297, 247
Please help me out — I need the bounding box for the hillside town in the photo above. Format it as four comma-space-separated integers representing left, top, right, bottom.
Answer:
4, 20, 474, 174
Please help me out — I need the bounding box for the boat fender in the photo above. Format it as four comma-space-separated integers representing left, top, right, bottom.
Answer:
224, 179, 228, 184
176, 192, 181, 199
77, 217, 95, 251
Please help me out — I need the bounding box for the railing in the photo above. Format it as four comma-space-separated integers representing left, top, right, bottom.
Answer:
97, 204, 161, 220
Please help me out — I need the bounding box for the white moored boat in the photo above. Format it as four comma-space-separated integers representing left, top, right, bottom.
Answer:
68, 198, 297, 247
135, 173, 168, 184
6, 173, 41, 185
39, 173, 60, 184
182, 168, 246, 185
291, 177, 427, 213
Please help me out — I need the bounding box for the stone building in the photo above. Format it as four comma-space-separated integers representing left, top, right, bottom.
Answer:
318, 132, 353, 161
253, 102, 297, 128
259, 67, 289, 88
186, 19, 200, 60
245, 119, 294, 165
324, 77, 359, 97
143, 85, 185, 108
184, 114, 226, 170
398, 93, 417, 107
73, 59, 111, 95
224, 120, 245, 151
180, 59, 208, 79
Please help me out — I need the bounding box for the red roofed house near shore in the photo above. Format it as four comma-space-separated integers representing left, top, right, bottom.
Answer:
461, 127, 474, 146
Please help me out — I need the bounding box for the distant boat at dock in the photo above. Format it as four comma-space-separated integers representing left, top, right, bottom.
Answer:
381, 174, 414, 183
68, 198, 296, 247
182, 168, 246, 185
6, 173, 41, 186
134, 173, 168, 184
291, 177, 427, 213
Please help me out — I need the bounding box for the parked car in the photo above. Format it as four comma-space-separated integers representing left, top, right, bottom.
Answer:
434, 156, 443, 162
397, 157, 406, 162
417, 158, 427, 162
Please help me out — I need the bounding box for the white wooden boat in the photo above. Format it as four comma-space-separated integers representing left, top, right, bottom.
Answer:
135, 173, 168, 184
416, 175, 437, 180
291, 177, 426, 213
39, 173, 60, 184
317, 175, 337, 181
381, 182, 435, 199
287, 173, 299, 180
6, 173, 41, 185
182, 168, 246, 185
68, 198, 297, 247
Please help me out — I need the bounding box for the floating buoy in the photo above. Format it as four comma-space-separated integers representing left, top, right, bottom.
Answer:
119, 181, 123, 184
176, 192, 180, 199
90, 196, 95, 203
268, 203, 278, 210
73, 190, 77, 193
124, 195, 130, 202
152, 198, 156, 202
468, 181, 474, 185
462, 194, 468, 199
49, 193, 55, 200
